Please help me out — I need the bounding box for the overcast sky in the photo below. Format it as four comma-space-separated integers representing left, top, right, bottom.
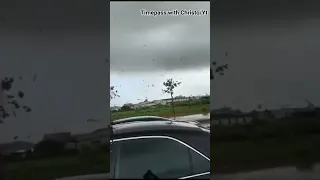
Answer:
211, 0, 320, 111
0, 0, 109, 143
110, 2, 210, 106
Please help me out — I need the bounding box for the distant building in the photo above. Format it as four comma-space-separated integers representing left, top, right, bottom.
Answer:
123, 103, 134, 109
42, 132, 72, 143
124, 94, 209, 109
68, 128, 110, 149
111, 106, 121, 111
133, 101, 156, 109
0, 141, 34, 156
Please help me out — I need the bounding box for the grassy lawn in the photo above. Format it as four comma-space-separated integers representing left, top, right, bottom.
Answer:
111, 103, 210, 120
212, 134, 320, 174
211, 117, 320, 174
5, 154, 108, 180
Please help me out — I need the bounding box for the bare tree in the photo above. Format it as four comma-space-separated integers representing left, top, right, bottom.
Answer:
162, 79, 181, 119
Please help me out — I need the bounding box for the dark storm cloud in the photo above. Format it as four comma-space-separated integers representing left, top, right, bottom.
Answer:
111, 2, 210, 73
0, 0, 110, 143
211, 0, 320, 111
211, 0, 320, 26
0, 0, 107, 33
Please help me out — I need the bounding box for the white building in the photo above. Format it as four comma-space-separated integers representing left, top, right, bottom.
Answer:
133, 101, 156, 109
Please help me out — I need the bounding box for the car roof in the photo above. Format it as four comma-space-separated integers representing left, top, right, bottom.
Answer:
111, 118, 205, 137
111, 116, 172, 125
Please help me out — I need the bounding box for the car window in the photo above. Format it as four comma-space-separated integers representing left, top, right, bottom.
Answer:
190, 148, 210, 175
188, 133, 210, 159
114, 137, 193, 179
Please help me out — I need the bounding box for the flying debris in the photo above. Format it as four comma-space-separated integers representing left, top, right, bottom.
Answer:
13, 136, 18, 140
7, 94, 14, 99
1, 77, 14, 90
18, 91, 24, 98
9, 100, 20, 109
226, 51, 228, 57
33, 74, 37, 82
23, 105, 31, 112
87, 119, 101, 123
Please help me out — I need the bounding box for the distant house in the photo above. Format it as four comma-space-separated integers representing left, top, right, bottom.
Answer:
42, 132, 72, 143
161, 97, 188, 104
174, 96, 189, 102
134, 101, 156, 109
110, 106, 121, 111
123, 103, 134, 109
152, 99, 167, 105
0, 141, 34, 156
68, 128, 110, 150
200, 95, 210, 100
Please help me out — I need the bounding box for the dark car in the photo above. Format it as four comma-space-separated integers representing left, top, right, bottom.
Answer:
110, 116, 210, 179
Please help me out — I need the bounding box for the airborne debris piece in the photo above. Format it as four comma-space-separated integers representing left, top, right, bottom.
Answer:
7, 94, 14, 99
18, 91, 24, 98
1, 77, 14, 91
22, 105, 32, 112
9, 100, 20, 109
33, 74, 37, 82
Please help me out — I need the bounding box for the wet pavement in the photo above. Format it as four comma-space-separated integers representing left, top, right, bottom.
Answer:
211, 164, 320, 180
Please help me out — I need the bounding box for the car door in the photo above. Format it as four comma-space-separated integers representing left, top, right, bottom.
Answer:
111, 136, 210, 179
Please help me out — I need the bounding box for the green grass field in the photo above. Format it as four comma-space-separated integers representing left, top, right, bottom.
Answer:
211, 117, 320, 174
212, 134, 320, 174
111, 103, 210, 120
5, 153, 108, 180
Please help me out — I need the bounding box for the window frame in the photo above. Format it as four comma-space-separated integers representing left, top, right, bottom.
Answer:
110, 135, 210, 179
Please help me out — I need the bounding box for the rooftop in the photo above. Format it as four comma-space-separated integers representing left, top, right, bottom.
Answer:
111, 116, 172, 125
112, 119, 205, 137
